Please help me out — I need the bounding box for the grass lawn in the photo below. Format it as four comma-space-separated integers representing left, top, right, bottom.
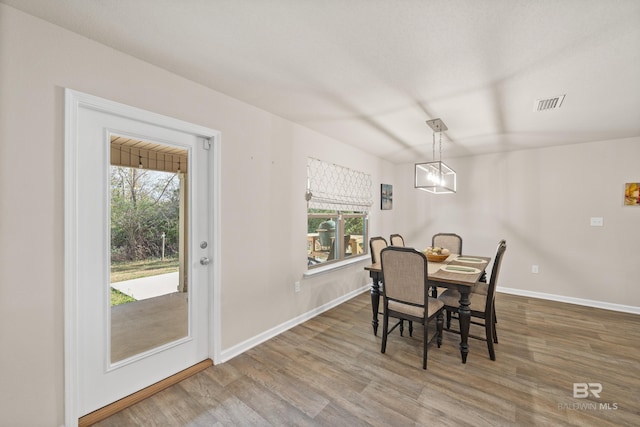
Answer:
110, 257, 179, 306
111, 257, 180, 283
111, 288, 136, 305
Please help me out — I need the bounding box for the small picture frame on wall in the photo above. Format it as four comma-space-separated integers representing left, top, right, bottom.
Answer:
381, 184, 393, 210
624, 182, 640, 206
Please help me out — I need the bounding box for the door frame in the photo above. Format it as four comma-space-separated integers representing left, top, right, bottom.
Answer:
64, 89, 222, 426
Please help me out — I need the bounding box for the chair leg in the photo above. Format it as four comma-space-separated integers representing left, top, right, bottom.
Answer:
381, 312, 389, 354
493, 308, 498, 343
409, 321, 413, 337
431, 286, 438, 298
485, 314, 496, 361
436, 310, 444, 348
446, 309, 452, 329
399, 319, 404, 336
423, 320, 428, 370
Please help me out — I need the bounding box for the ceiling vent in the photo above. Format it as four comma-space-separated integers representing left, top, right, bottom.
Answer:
534, 94, 565, 112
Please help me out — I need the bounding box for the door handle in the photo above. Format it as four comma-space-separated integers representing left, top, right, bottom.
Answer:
200, 257, 211, 265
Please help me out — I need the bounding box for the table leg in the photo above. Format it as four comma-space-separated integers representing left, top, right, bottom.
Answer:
370, 272, 381, 335
458, 289, 471, 363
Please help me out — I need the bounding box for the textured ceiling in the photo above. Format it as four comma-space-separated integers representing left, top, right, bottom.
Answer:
4, 0, 640, 163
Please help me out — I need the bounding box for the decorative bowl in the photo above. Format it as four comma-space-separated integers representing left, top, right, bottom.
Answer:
425, 253, 449, 263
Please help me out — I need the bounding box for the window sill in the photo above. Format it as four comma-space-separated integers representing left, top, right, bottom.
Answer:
304, 254, 370, 277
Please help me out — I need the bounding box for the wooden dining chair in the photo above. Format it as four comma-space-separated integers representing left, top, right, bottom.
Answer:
368, 236, 389, 329
437, 240, 507, 361
432, 233, 462, 255
389, 233, 405, 246
369, 236, 388, 264
430, 233, 463, 297
327, 234, 351, 260
380, 246, 444, 369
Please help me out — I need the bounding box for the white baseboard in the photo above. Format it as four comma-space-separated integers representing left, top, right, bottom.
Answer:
219, 285, 370, 363
497, 286, 640, 315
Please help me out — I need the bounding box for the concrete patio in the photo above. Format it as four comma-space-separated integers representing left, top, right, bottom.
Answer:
111, 272, 179, 300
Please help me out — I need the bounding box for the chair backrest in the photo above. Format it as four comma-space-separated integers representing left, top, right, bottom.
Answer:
369, 236, 388, 264
380, 247, 428, 308
485, 240, 507, 312
432, 233, 462, 254
328, 234, 351, 260
389, 234, 405, 247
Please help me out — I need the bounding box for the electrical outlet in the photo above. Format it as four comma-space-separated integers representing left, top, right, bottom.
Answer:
590, 217, 604, 227
531, 265, 539, 274
294, 281, 301, 293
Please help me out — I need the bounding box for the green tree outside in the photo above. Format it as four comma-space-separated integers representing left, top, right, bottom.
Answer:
110, 166, 180, 262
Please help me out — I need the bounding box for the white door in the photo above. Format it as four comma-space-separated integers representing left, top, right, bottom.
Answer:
65, 90, 217, 418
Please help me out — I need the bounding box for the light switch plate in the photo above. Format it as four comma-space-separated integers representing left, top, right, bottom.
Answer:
590, 217, 604, 227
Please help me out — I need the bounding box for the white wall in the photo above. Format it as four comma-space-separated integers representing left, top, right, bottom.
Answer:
394, 138, 640, 309
2, 4, 637, 426
0, 5, 395, 425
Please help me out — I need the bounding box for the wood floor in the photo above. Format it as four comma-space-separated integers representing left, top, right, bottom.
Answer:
96, 292, 640, 426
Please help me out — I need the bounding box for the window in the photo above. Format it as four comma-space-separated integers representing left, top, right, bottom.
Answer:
306, 158, 372, 268
307, 210, 368, 266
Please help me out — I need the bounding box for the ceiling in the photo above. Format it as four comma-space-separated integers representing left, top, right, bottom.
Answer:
4, 0, 640, 163
110, 135, 188, 173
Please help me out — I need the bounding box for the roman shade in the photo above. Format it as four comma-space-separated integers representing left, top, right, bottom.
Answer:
306, 157, 373, 212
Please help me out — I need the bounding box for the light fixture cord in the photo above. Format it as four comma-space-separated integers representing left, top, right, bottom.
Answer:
439, 131, 443, 176
432, 122, 444, 163
432, 131, 436, 161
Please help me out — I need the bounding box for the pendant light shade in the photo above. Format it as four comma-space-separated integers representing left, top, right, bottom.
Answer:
415, 118, 456, 194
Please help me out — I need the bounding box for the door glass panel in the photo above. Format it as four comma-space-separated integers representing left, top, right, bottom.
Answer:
109, 137, 189, 363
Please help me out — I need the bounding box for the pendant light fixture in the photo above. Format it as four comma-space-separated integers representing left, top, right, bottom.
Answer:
414, 118, 456, 194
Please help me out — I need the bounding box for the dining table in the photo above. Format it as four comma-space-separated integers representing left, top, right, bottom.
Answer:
364, 253, 491, 364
